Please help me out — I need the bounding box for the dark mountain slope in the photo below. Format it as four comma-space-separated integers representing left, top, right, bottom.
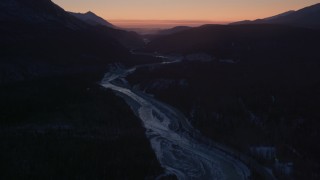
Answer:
70, 11, 115, 28
0, 0, 145, 83
0, 0, 126, 55
232, 3, 320, 29
0, 0, 143, 54
0, 0, 86, 28
0, 0, 166, 179
264, 10, 295, 20
69, 11, 145, 49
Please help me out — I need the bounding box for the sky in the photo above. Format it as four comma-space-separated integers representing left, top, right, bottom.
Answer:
53, 0, 319, 28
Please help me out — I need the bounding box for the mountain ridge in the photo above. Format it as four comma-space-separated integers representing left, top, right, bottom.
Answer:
69, 11, 116, 28
231, 3, 320, 29
0, 0, 145, 83
0, 0, 88, 29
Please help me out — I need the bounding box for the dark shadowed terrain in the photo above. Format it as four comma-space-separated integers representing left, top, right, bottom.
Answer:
0, 0, 169, 179
1, 0, 320, 179
128, 21, 320, 179
0, 74, 165, 179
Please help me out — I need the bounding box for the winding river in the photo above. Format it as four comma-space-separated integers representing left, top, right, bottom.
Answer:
100, 60, 251, 180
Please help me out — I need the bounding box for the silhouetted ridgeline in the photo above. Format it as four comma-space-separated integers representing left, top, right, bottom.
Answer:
145, 24, 320, 61
0, 0, 145, 84
231, 3, 320, 29
69, 11, 116, 28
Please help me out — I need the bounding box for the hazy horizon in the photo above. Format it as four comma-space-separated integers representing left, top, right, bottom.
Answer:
108, 19, 230, 29
53, 0, 319, 28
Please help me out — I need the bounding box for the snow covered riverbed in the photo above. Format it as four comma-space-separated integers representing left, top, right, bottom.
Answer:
100, 62, 251, 180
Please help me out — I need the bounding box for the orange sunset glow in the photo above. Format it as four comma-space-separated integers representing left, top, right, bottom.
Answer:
52, 0, 319, 28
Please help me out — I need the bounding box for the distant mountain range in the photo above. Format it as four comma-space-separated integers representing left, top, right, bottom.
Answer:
231, 3, 320, 29
69, 11, 116, 28
156, 26, 192, 35
145, 24, 320, 60
145, 3, 320, 57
